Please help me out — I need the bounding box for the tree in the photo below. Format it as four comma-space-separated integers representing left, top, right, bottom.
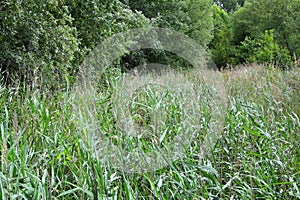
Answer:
209, 5, 233, 68
122, 0, 214, 47
0, 0, 150, 88
117, 0, 215, 70
232, 0, 300, 57
214, 0, 245, 12
66, 0, 151, 75
66, 0, 149, 53
236, 30, 292, 68
0, 0, 79, 88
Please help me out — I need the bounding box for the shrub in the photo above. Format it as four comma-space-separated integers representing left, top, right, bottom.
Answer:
118, 0, 214, 71
67, 0, 149, 54
232, 0, 300, 57
209, 5, 233, 69
0, 0, 79, 89
0, 0, 150, 89
237, 30, 292, 69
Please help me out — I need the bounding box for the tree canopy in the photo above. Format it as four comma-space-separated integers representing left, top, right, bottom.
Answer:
232, 0, 300, 56
214, 0, 245, 12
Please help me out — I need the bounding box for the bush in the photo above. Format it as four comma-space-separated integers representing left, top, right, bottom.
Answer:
232, 0, 300, 57
67, 0, 149, 54
119, 0, 214, 71
237, 30, 292, 69
209, 5, 233, 69
0, 0, 79, 89
0, 0, 150, 89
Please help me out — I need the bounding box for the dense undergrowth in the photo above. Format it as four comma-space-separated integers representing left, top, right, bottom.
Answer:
0, 65, 299, 199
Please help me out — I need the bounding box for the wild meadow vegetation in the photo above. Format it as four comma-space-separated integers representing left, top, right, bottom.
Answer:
1, 65, 300, 199
1, 0, 300, 199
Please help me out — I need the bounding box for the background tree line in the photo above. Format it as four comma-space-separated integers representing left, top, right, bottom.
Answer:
1, 0, 299, 89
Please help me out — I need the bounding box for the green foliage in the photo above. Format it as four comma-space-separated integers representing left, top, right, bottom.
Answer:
66, 0, 149, 53
232, 0, 300, 57
0, 0, 149, 89
237, 30, 292, 68
118, 0, 214, 71
0, 0, 79, 88
209, 5, 233, 68
0, 0, 215, 87
123, 0, 214, 47
214, 0, 245, 12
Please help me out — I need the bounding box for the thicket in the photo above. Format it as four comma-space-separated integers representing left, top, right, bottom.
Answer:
1, 0, 300, 87
0, 0, 149, 89
230, 0, 300, 67
0, 0, 79, 88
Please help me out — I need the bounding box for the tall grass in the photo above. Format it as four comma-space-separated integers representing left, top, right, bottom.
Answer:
0, 64, 299, 199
